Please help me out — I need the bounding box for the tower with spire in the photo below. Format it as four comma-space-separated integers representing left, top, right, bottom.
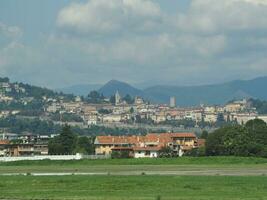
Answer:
115, 90, 121, 105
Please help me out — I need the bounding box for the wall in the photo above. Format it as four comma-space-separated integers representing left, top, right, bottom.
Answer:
134, 151, 158, 158
0, 154, 110, 162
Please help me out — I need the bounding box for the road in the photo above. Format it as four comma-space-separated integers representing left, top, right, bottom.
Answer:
1, 167, 267, 176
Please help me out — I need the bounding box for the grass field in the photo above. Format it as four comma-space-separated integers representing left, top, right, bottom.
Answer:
1, 157, 267, 199
1, 157, 267, 174
1, 175, 267, 200
2, 156, 267, 166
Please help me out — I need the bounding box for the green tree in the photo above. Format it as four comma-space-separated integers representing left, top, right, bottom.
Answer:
200, 130, 208, 139
75, 136, 95, 154
109, 95, 115, 105
158, 146, 177, 158
122, 94, 134, 104
206, 119, 267, 157
48, 125, 77, 155
87, 91, 104, 103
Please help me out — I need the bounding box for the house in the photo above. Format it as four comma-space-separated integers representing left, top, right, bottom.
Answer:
8, 143, 35, 156
94, 132, 198, 158
133, 146, 161, 158
0, 140, 9, 157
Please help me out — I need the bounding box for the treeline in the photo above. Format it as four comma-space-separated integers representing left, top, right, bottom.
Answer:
49, 112, 83, 122
0, 100, 44, 114
0, 116, 149, 136
0, 116, 61, 135
189, 119, 267, 158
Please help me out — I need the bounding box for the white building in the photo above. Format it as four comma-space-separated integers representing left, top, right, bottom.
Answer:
170, 97, 176, 108
133, 147, 160, 158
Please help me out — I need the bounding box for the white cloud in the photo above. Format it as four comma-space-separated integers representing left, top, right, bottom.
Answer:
57, 0, 162, 34
2, 0, 267, 88
0, 22, 22, 39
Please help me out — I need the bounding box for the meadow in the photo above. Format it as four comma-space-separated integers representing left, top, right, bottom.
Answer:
1, 156, 267, 174
1, 175, 267, 200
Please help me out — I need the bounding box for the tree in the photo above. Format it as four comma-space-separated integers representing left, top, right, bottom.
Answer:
216, 113, 226, 127
75, 136, 95, 154
200, 130, 208, 139
87, 91, 104, 103
109, 95, 115, 105
158, 146, 177, 158
98, 109, 112, 114
122, 94, 134, 104
48, 125, 77, 155
206, 119, 267, 157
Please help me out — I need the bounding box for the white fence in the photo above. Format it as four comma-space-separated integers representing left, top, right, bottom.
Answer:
0, 154, 110, 162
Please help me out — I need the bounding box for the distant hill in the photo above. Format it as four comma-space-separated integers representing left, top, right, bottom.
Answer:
143, 77, 267, 106
57, 84, 101, 96
98, 80, 143, 97
55, 76, 267, 106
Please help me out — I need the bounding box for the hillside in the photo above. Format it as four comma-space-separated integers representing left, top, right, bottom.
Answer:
52, 76, 267, 106
144, 77, 267, 105
98, 80, 143, 97
57, 84, 101, 96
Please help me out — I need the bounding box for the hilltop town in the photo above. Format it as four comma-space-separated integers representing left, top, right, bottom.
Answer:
1, 77, 267, 159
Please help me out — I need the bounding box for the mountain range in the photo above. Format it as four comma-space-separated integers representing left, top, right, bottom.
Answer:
57, 76, 267, 106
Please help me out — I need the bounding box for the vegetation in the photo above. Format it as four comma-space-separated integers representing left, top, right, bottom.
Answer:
49, 112, 83, 122
250, 98, 267, 114
87, 91, 106, 103
48, 125, 94, 155
206, 119, 267, 157
98, 108, 112, 114
0, 175, 267, 200
0, 116, 61, 135
122, 94, 134, 104
158, 146, 178, 158
159, 119, 196, 128
0, 116, 150, 136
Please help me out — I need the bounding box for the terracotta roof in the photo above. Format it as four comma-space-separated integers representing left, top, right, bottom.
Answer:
0, 140, 9, 145
170, 133, 196, 138
95, 135, 144, 144
95, 132, 196, 146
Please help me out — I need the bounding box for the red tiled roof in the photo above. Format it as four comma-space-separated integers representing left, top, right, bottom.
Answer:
170, 133, 197, 138
95, 132, 196, 146
0, 140, 9, 145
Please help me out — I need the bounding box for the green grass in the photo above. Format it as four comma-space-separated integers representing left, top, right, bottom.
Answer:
0, 175, 267, 200
1, 157, 267, 174
1, 156, 267, 166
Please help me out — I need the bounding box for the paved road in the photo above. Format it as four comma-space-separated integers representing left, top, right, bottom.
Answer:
2, 168, 267, 176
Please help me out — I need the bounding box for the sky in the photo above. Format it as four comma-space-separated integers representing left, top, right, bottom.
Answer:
1, 0, 267, 89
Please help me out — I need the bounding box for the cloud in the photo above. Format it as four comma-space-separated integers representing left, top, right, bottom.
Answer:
57, 0, 162, 35
2, 0, 267, 88
0, 22, 22, 39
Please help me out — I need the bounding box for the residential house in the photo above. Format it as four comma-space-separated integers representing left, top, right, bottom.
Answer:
94, 132, 198, 158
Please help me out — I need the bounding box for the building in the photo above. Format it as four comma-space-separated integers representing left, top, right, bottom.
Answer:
115, 90, 121, 105
94, 132, 199, 158
170, 97, 176, 108
0, 140, 9, 157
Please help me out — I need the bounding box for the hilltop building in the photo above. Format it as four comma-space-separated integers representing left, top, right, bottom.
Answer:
115, 90, 121, 105
170, 97, 176, 108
